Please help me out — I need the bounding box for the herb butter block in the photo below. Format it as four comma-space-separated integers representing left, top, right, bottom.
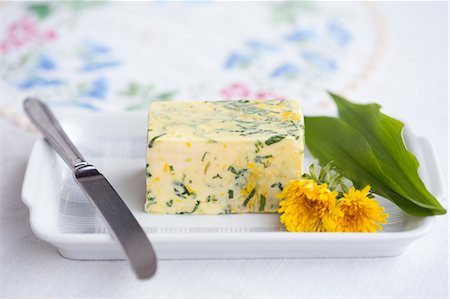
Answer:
145, 100, 304, 214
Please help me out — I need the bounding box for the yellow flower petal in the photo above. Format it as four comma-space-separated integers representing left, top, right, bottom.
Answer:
334, 185, 388, 232
278, 179, 341, 232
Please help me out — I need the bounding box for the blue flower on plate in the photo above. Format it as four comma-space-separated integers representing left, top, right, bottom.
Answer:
80, 77, 109, 100
301, 51, 337, 71
18, 77, 65, 89
80, 60, 121, 72
224, 52, 252, 69
327, 21, 351, 46
270, 63, 301, 78
38, 54, 56, 70
83, 40, 110, 56
285, 29, 316, 42
247, 40, 279, 52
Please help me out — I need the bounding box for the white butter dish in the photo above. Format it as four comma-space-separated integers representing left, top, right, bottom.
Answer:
21, 112, 443, 260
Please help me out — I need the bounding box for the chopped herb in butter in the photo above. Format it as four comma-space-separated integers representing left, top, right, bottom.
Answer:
145, 100, 304, 214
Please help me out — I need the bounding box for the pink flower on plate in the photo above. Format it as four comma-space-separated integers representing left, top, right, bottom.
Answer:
220, 82, 286, 101
8, 18, 38, 47
43, 29, 58, 41
0, 17, 57, 53
254, 91, 285, 100
220, 82, 251, 100
0, 41, 9, 52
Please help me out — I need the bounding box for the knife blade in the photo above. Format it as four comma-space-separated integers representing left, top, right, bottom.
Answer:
23, 98, 157, 279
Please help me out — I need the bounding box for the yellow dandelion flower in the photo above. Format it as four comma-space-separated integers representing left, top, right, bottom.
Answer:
278, 179, 341, 232
335, 185, 388, 232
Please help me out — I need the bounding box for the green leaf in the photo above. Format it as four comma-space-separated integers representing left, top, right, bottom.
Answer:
154, 91, 177, 101
304, 93, 446, 216
28, 3, 53, 19
259, 194, 266, 211
305, 117, 433, 215
148, 133, 166, 148
243, 188, 256, 207
125, 103, 146, 111
191, 201, 200, 213
121, 82, 140, 97
330, 93, 445, 212
264, 135, 286, 146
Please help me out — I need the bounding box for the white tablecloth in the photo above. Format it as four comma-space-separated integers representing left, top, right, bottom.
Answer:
1, 2, 448, 298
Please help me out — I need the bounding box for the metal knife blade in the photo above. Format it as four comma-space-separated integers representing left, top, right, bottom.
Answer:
23, 98, 157, 279
75, 165, 157, 279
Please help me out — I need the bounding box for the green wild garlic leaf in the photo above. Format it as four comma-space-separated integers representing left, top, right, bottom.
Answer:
304, 92, 446, 216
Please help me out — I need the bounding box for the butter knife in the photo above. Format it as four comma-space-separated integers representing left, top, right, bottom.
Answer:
23, 98, 157, 279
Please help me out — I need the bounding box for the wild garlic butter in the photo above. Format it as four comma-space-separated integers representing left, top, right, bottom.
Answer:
145, 100, 304, 214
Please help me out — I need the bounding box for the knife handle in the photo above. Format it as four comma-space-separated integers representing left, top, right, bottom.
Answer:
24, 98, 86, 168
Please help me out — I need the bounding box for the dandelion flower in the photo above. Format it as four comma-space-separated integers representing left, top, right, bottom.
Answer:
335, 185, 388, 232
277, 162, 388, 233
278, 179, 341, 232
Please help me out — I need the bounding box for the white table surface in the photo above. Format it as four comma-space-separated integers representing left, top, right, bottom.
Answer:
1, 2, 448, 298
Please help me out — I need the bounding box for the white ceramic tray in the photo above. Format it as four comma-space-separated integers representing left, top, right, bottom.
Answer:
22, 112, 444, 260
